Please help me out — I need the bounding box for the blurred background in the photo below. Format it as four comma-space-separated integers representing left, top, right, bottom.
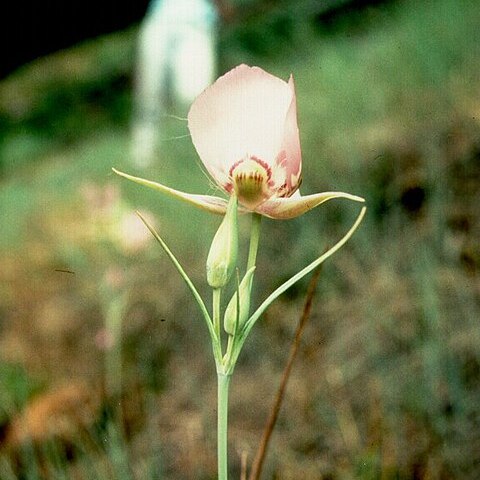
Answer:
1, 0, 479, 478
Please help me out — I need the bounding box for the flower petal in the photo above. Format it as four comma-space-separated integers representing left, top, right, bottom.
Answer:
255, 191, 365, 219
188, 64, 295, 186
278, 75, 302, 192
112, 168, 228, 215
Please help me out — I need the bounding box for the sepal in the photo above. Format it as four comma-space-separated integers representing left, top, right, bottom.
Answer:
112, 168, 228, 215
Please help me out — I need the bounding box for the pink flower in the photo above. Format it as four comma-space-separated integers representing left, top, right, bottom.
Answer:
113, 64, 363, 218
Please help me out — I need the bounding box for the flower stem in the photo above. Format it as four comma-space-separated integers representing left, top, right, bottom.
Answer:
213, 288, 222, 344
217, 373, 231, 480
247, 213, 262, 271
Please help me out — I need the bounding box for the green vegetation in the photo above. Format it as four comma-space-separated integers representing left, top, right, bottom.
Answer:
0, 0, 479, 478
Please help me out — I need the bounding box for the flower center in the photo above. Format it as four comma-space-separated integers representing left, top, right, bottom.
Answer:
229, 157, 272, 210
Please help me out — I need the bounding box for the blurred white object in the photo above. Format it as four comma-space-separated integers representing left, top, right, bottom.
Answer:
132, 0, 218, 167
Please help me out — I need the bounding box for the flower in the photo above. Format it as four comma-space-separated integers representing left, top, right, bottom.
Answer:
113, 64, 364, 218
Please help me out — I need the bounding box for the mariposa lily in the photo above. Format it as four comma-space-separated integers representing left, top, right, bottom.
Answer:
113, 64, 364, 218
116, 65, 367, 480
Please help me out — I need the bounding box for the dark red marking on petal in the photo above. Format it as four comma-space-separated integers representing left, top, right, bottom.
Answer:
249, 156, 272, 180
228, 159, 244, 177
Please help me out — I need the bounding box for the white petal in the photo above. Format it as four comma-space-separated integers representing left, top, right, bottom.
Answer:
188, 64, 294, 183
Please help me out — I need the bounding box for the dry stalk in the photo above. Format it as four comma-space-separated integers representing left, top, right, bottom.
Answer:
248, 267, 322, 480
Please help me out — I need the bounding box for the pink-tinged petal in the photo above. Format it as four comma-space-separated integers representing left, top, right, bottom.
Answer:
277, 75, 302, 192
188, 64, 295, 186
112, 168, 228, 215
255, 191, 365, 219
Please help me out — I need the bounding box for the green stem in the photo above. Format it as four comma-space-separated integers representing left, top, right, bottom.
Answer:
217, 373, 231, 480
223, 335, 234, 367
213, 288, 222, 344
247, 213, 262, 271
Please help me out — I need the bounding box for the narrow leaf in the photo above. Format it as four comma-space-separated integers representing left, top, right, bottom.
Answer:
136, 211, 221, 359
242, 206, 367, 340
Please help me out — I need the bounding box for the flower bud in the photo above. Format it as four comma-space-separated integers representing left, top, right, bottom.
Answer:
206, 194, 238, 289
224, 266, 256, 335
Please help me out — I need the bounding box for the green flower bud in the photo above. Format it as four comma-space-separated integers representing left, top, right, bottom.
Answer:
206, 194, 238, 289
224, 266, 256, 335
